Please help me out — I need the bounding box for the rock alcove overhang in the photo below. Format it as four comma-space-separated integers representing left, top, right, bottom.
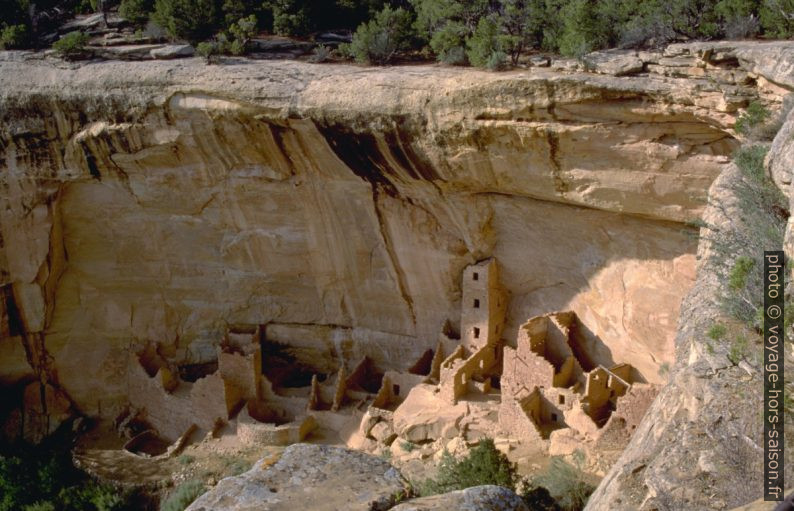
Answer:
0, 57, 741, 425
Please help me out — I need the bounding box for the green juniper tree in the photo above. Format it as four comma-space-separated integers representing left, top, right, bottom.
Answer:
153, 0, 219, 43
348, 5, 414, 64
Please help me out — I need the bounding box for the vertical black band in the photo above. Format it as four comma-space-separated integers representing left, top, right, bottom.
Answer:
765, 251, 785, 501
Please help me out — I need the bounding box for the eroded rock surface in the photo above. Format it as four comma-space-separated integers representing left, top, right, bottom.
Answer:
391, 485, 529, 511
185, 443, 408, 511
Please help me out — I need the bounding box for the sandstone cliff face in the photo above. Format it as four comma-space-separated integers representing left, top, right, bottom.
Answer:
0, 43, 791, 507
587, 48, 794, 510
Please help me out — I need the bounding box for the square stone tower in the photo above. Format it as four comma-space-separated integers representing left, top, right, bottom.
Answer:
460, 259, 507, 353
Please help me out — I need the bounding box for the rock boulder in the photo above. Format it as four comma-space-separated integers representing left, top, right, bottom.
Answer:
185, 444, 409, 511
391, 485, 529, 511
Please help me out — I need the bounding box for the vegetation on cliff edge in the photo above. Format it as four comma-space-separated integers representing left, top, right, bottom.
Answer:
417, 438, 594, 510
0, 444, 137, 511
2, 0, 794, 66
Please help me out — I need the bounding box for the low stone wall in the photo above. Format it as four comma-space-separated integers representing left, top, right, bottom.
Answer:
237, 408, 317, 446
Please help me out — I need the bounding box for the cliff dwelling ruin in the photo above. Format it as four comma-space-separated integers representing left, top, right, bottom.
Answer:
112, 258, 657, 470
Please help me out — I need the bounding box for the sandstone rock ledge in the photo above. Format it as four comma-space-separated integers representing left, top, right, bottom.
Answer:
184, 444, 531, 511
391, 485, 529, 511
185, 444, 409, 511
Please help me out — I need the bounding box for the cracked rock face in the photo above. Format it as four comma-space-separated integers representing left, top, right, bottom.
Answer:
185, 444, 409, 511
0, 41, 793, 510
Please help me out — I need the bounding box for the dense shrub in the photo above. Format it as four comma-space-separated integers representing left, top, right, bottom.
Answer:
499, 0, 545, 64
558, 1, 596, 57
152, 0, 219, 43
220, 0, 250, 26
761, 0, 794, 37
227, 14, 257, 54
734, 100, 771, 136
0, 448, 131, 511
466, 16, 502, 67
119, 0, 153, 26
419, 438, 520, 496
260, 0, 390, 36
196, 40, 222, 63
428, 22, 468, 64
411, 0, 490, 63
53, 31, 91, 59
348, 5, 414, 64
193, 13, 257, 62
0, 23, 30, 49
160, 480, 206, 511
486, 49, 508, 70
309, 43, 333, 62
724, 13, 760, 37
3, 0, 793, 62
265, 0, 311, 36
716, 0, 762, 37
1, 0, 32, 28
24, 503, 56, 511
532, 452, 595, 511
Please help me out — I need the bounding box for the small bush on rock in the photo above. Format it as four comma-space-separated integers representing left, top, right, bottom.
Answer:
227, 14, 257, 55
53, 31, 91, 60
348, 6, 414, 65
707, 323, 728, 340
735, 100, 771, 137
486, 50, 508, 71
755, 94, 794, 140
153, 0, 219, 43
309, 44, 333, 63
119, 0, 154, 26
439, 44, 467, 65
419, 438, 519, 496
196, 40, 222, 63
400, 440, 416, 452
532, 452, 594, 511
265, 0, 312, 36
160, 479, 206, 511
0, 23, 30, 49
